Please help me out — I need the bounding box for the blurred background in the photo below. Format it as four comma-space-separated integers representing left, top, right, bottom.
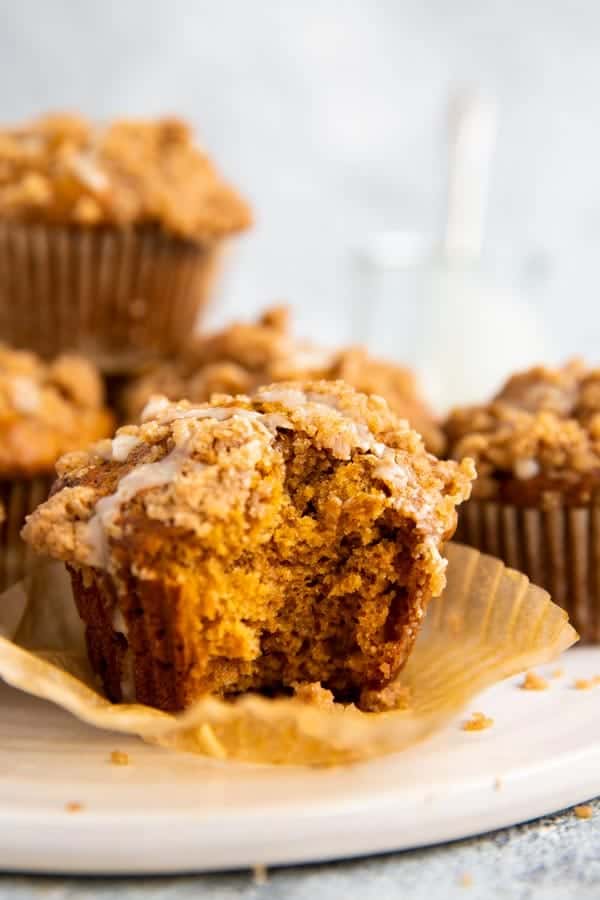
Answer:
0, 0, 597, 406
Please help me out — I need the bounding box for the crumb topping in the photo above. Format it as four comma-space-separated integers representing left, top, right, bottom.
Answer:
0, 345, 113, 476
24, 380, 473, 572
462, 711, 494, 731
122, 306, 444, 452
0, 113, 251, 241
23, 380, 473, 709
109, 750, 129, 766
446, 360, 600, 498
519, 671, 549, 691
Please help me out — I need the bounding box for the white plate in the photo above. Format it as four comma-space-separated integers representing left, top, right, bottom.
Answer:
1, 646, 600, 875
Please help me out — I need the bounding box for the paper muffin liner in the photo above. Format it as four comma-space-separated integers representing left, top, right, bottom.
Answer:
0, 222, 220, 374
455, 496, 600, 643
0, 475, 53, 591
0, 544, 577, 765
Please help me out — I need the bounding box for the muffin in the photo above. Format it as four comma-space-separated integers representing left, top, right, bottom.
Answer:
0, 113, 251, 372
121, 306, 445, 453
0, 345, 113, 588
446, 360, 600, 639
23, 381, 474, 712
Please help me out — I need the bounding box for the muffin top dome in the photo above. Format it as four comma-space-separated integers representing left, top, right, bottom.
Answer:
0, 113, 251, 241
121, 306, 445, 454
446, 360, 600, 501
0, 345, 113, 477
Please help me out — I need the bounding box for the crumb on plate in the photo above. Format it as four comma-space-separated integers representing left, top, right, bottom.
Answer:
109, 750, 129, 766
65, 802, 83, 813
574, 805, 593, 819
462, 712, 494, 732
520, 671, 549, 691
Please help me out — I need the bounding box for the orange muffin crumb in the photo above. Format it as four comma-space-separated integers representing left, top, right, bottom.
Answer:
65, 802, 83, 813
109, 750, 130, 766
520, 671, 549, 691
574, 804, 593, 819
551, 667, 564, 679
0, 113, 251, 241
23, 381, 474, 711
462, 712, 494, 732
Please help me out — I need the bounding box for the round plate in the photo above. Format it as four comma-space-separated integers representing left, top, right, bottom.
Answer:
1, 646, 600, 875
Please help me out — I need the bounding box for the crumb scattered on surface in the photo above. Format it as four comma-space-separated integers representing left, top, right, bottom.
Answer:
551, 667, 564, 678
574, 805, 593, 819
573, 676, 600, 690
459, 872, 473, 887
494, 777, 503, 791
65, 802, 83, 813
462, 712, 494, 732
252, 864, 268, 885
520, 671, 549, 691
109, 750, 129, 766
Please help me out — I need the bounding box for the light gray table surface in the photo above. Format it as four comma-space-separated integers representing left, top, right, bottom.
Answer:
2, 798, 600, 900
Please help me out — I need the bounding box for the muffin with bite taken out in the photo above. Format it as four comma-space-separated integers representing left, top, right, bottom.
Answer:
23, 381, 473, 711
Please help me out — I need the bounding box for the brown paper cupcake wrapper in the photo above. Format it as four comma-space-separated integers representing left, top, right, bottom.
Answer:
0, 544, 577, 765
0, 475, 53, 591
0, 222, 220, 373
456, 497, 600, 643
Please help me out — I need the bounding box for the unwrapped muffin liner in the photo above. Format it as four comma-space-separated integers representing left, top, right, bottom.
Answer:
0, 544, 576, 765
456, 497, 600, 643
0, 475, 53, 591
0, 222, 220, 373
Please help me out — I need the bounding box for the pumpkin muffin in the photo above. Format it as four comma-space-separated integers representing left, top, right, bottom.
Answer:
0, 113, 251, 371
120, 306, 445, 454
0, 345, 113, 588
23, 381, 474, 712
446, 359, 600, 639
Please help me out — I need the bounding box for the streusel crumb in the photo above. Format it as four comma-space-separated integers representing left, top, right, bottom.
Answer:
0, 113, 251, 241
462, 712, 494, 731
109, 750, 129, 766
520, 671, 549, 691
23, 380, 474, 712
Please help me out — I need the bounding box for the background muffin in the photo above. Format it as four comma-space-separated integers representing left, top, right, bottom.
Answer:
446, 360, 600, 639
0, 345, 113, 588
23, 382, 473, 712
120, 305, 445, 454
0, 113, 251, 372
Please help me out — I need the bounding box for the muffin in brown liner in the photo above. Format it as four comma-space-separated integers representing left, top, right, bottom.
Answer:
446, 360, 600, 641
455, 494, 600, 642
0, 223, 221, 372
22, 382, 474, 713
0, 346, 113, 589
0, 114, 251, 372
120, 305, 445, 453
0, 545, 577, 765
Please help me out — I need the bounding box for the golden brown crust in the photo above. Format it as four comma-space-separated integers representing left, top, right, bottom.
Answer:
121, 306, 444, 453
446, 360, 600, 501
0, 113, 251, 242
23, 381, 473, 711
0, 346, 113, 476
